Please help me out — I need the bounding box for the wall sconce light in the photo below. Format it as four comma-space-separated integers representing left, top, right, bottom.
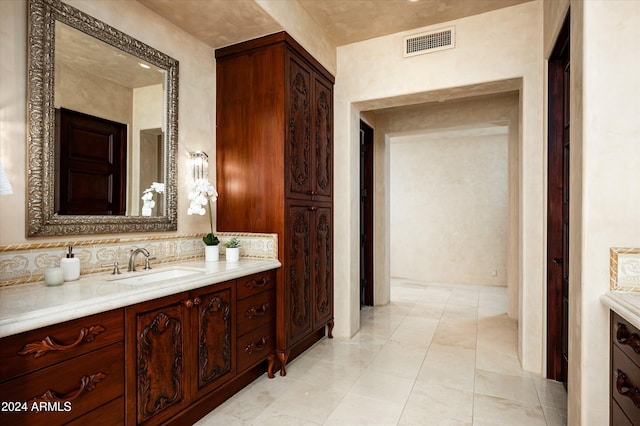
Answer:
190, 151, 208, 183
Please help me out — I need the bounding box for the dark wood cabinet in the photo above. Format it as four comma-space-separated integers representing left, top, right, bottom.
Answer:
611, 312, 640, 425
0, 309, 125, 425
216, 32, 334, 376
0, 269, 277, 426
126, 274, 276, 425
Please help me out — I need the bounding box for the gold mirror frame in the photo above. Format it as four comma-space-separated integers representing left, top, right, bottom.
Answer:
27, 0, 179, 236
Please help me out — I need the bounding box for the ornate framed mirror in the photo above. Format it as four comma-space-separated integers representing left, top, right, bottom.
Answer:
27, 0, 179, 236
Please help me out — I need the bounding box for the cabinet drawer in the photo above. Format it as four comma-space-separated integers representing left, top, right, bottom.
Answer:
612, 399, 634, 426
237, 289, 275, 336
0, 342, 124, 426
0, 309, 124, 382
66, 396, 124, 426
237, 270, 276, 300
612, 313, 640, 368
612, 344, 640, 424
237, 323, 275, 373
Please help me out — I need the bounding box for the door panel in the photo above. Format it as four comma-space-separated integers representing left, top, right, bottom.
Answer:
57, 108, 127, 215
286, 202, 312, 345
313, 205, 333, 328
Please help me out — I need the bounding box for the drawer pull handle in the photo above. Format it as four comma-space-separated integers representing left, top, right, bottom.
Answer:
245, 276, 271, 290
616, 323, 640, 354
244, 336, 270, 354
245, 303, 271, 319
616, 369, 640, 408
18, 326, 106, 358
28, 371, 106, 405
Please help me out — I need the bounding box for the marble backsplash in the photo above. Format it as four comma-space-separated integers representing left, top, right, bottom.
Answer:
0, 232, 278, 287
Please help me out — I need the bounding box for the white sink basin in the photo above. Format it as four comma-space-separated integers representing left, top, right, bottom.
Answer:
111, 268, 203, 286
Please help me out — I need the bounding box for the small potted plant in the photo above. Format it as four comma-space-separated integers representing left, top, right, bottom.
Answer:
224, 237, 240, 263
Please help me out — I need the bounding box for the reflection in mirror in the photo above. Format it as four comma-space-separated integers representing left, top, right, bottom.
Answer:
27, 0, 178, 236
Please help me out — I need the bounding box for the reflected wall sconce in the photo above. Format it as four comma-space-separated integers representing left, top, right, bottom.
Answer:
0, 160, 13, 195
190, 151, 208, 183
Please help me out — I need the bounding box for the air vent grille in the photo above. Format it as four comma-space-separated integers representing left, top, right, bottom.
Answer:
404, 27, 455, 57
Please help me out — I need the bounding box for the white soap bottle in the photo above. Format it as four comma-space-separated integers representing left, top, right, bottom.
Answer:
61, 246, 80, 281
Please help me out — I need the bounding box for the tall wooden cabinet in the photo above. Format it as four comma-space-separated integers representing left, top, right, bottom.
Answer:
216, 32, 334, 375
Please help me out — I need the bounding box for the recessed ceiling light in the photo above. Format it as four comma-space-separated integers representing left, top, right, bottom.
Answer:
406, 0, 420, 3
139, 62, 151, 69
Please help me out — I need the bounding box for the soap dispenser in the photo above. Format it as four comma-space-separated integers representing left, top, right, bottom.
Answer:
61, 246, 80, 281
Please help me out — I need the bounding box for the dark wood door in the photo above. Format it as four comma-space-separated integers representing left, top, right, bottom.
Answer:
57, 108, 127, 215
360, 120, 374, 307
126, 293, 189, 425
192, 284, 234, 399
312, 205, 333, 329
547, 13, 570, 387
286, 201, 313, 346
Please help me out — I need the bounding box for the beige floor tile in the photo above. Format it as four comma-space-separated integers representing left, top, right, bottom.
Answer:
324, 393, 405, 426
474, 369, 539, 405
473, 393, 548, 426
265, 380, 346, 424
401, 381, 474, 424
349, 369, 415, 404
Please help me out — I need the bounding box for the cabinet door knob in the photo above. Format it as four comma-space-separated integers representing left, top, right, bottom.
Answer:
193, 297, 201, 306
309, 206, 317, 211
184, 299, 193, 309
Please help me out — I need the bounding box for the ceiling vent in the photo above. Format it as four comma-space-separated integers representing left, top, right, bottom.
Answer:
404, 26, 455, 57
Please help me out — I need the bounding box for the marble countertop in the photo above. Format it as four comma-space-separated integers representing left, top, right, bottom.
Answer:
0, 258, 280, 338
601, 291, 640, 330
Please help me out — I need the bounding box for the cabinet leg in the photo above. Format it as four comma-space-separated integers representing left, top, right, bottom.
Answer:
267, 354, 276, 379
277, 350, 290, 377
327, 319, 334, 339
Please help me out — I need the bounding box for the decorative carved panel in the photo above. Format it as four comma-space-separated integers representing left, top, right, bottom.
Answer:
314, 77, 332, 199
198, 290, 232, 389
137, 308, 184, 423
288, 58, 311, 197
288, 205, 311, 342
314, 207, 333, 327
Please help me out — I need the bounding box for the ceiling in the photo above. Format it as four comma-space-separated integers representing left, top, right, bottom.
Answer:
137, 0, 533, 49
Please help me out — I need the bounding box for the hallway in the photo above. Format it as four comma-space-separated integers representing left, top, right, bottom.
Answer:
196, 280, 567, 425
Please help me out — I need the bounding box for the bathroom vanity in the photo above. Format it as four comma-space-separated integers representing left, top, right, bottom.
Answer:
0, 260, 279, 425
601, 292, 640, 425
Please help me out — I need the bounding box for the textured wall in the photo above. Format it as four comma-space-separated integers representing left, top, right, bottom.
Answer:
390, 130, 508, 287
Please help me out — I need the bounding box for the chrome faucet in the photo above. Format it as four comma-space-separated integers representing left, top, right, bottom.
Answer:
128, 248, 150, 272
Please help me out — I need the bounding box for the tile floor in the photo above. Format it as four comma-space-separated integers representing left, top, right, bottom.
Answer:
195, 279, 568, 425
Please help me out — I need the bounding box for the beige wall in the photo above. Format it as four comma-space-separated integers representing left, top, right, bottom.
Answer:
335, 2, 545, 375
390, 129, 509, 287
0, 0, 216, 245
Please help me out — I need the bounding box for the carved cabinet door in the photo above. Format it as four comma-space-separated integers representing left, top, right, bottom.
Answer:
285, 52, 312, 200
285, 201, 313, 346
191, 283, 235, 400
127, 292, 190, 425
312, 75, 333, 202
312, 204, 333, 330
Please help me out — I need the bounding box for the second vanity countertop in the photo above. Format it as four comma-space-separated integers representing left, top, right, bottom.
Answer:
600, 290, 640, 330
0, 258, 281, 339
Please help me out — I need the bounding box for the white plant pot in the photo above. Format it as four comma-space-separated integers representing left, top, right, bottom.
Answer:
204, 245, 219, 262
225, 247, 240, 262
